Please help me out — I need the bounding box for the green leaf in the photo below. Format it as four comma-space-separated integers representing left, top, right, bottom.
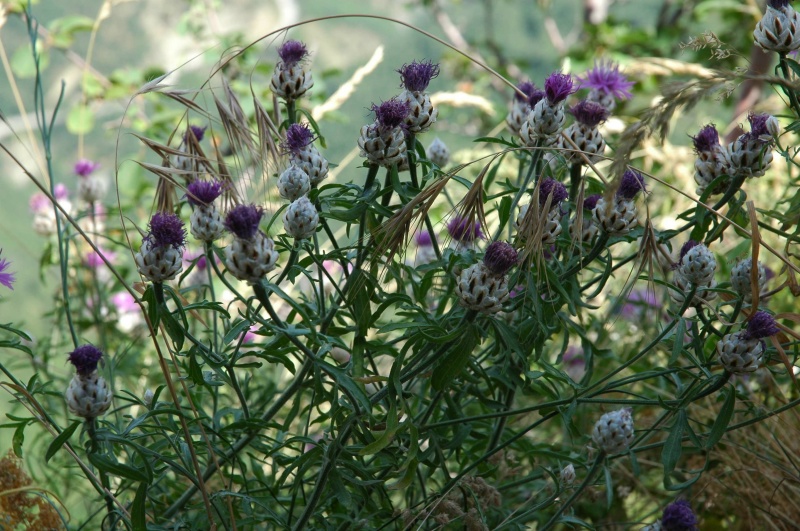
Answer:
706, 387, 735, 449
431, 323, 481, 390
160, 309, 185, 350
45, 420, 81, 463
662, 411, 686, 479
89, 452, 150, 482
12, 423, 25, 457
131, 481, 148, 531
669, 318, 686, 365
10, 43, 49, 78
387, 458, 418, 490
359, 406, 399, 456
66, 104, 95, 134
49, 15, 95, 49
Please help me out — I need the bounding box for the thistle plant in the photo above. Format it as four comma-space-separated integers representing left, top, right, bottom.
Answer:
2, 4, 800, 531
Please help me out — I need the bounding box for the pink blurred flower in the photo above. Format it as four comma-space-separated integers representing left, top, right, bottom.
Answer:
74, 159, 99, 177
84, 248, 117, 268
111, 292, 138, 313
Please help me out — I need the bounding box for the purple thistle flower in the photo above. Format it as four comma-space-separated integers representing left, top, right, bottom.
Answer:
146, 212, 186, 250
679, 240, 700, 263
483, 241, 518, 276
111, 291, 138, 314
54, 184, 70, 201
398, 60, 440, 93
661, 499, 698, 531
577, 60, 634, 100
372, 99, 411, 131
544, 72, 575, 104
224, 204, 264, 240
743, 112, 771, 143
529, 88, 546, 107
514, 81, 538, 103
186, 179, 223, 206
415, 230, 433, 247
584, 194, 602, 211
742, 311, 780, 340
68, 344, 104, 376
282, 123, 315, 154
539, 178, 568, 207
184, 125, 206, 143
692, 124, 720, 153
768, 0, 790, 9
447, 216, 483, 243
278, 40, 309, 66
0, 249, 15, 290
570, 100, 609, 127
74, 159, 99, 177
616, 169, 646, 200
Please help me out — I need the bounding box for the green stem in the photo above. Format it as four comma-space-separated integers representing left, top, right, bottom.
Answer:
541, 452, 605, 531
560, 232, 610, 280
492, 143, 542, 241
87, 418, 116, 527
569, 162, 582, 205
779, 53, 800, 118
286, 100, 296, 126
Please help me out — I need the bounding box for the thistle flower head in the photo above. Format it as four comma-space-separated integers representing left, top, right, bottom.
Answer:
0, 249, 15, 290
692, 124, 720, 153
577, 59, 634, 100
544, 71, 575, 104
679, 240, 700, 262
514, 81, 538, 103
570, 100, 609, 127
68, 344, 104, 376
398, 60, 440, 92
184, 125, 206, 143
282, 123, 315, 154
483, 241, 518, 276
145, 212, 186, 249
371, 99, 411, 131
768, 0, 790, 8
616, 169, 646, 200
74, 159, 99, 177
661, 499, 698, 531
742, 311, 780, 340
224, 204, 264, 240
584, 194, 602, 211
447, 216, 483, 243
278, 40, 309, 65
538, 178, 568, 207
529, 88, 547, 107
54, 184, 70, 201
742, 112, 773, 144
415, 230, 433, 247
186, 179, 223, 206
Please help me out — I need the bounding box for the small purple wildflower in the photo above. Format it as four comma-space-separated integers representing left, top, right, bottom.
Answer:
186, 179, 223, 206
570, 100, 609, 127
584, 194, 602, 211
661, 499, 698, 531
74, 159, 99, 177
68, 344, 104, 376
742, 311, 780, 340
577, 60, 634, 100
679, 240, 700, 263
224, 204, 264, 240
692, 124, 720, 153
372, 99, 411, 131
415, 230, 433, 247
539, 178, 568, 207
84, 248, 116, 269
146, 212, 186, 249
514, 81, 538, 103
278, 40, 309, 65
184, 125, 207, 143
509, 284, 525, 298
447, 216, 483, 243
0, 249, 15, 290
616, 169, 646, 200
398, 60, 440, 93
544, 72, 575, 104
483, 241, 518, 276
768, 0, 790, 9
282, 123, 315, 154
